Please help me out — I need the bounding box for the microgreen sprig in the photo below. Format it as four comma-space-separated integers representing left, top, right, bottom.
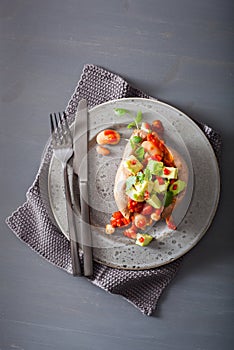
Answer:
113, 107, 143, 129
127, 110, 142, 129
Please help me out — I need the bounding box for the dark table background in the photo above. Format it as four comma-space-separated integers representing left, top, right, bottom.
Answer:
1, 1, 233, 349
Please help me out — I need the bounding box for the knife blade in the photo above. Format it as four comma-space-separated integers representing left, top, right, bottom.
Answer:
73, 99, 93, 276
73, 99, 88, 180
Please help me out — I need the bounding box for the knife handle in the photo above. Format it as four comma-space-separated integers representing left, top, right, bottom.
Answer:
63, 165, 82, 276
80, 181, 93, 276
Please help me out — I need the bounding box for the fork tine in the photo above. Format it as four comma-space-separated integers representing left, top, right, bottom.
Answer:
63, 112, 70, 132
54, 113, 59, 129
63, 111, 69, 130
63, 111, 67, 120
58, 112, 63, 126
63, 111, 72, 139
58, 112, 67, 145
50, 113, 55, 134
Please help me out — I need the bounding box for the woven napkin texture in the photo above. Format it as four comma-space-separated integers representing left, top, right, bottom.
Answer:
6, 64, 221, 316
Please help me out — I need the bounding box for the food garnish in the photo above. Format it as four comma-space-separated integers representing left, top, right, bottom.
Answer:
105, 108, 187, 247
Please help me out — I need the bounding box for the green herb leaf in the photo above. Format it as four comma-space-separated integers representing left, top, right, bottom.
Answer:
130, 138, 135, 149
126, 176, 136, 191
144, 168, 152, 181
127, 122, 136, 129
136, 171, 145, 183
164, 191, 174, 207
114, 108, 129, 116
132, 136, 142, 143
130, 135, 142, 149
127, 110, 143, 129
135, 110, 142, 124
135, 146, 145, 161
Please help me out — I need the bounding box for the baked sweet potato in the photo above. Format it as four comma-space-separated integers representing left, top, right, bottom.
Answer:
113, 123, 188, 232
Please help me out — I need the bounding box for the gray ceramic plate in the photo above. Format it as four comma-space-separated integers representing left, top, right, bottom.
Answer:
48, 98, 220, 270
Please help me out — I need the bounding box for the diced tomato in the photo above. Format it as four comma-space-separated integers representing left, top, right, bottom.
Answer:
122, 217, 131, 225
151, 154, 162, 161
110, 217, 117, 227
110, 211, 130, 228
163, 168, 171, 175
155, 155, 162, 161
128, 199, 144, 213
112, 211, 123, 219
138, 236, 145, 243
116, 219, 122, 227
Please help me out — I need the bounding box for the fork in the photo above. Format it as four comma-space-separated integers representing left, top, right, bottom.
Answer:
50, 112, 82, 276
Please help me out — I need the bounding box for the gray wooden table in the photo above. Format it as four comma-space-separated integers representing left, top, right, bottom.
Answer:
1, 1, 233, 349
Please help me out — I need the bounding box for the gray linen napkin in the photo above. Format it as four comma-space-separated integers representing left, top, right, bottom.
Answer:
6, 64, 221, 316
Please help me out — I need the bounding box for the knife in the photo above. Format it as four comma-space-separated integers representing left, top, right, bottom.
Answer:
73, 99, 93, 276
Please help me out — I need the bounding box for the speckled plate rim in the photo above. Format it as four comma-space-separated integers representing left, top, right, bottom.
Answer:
47, 98, 220, 269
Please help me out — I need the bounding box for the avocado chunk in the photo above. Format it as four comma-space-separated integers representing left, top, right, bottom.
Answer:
135, 233, 153, 247
126, 187, 145, 202
124, 155, 143, 174
146, 194, 162, 209
135, 180, 154, 195
126, 180, 154, 202
146, 160, 164, 176
163, 166, 178, 179
169, 179, 186, 195
154, 179, 169, 193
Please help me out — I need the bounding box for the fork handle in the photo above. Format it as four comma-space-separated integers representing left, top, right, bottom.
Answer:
63, 164, 82, 276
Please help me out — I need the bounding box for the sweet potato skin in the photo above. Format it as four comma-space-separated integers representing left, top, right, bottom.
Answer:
114, 141, 133, 218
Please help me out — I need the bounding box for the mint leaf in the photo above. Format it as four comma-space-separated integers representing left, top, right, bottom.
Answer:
135, 146, 145, 161
114, 108, 128, 116
129, 135, 142, 149
126, 176, 136, 191
132, 136, 142, 143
